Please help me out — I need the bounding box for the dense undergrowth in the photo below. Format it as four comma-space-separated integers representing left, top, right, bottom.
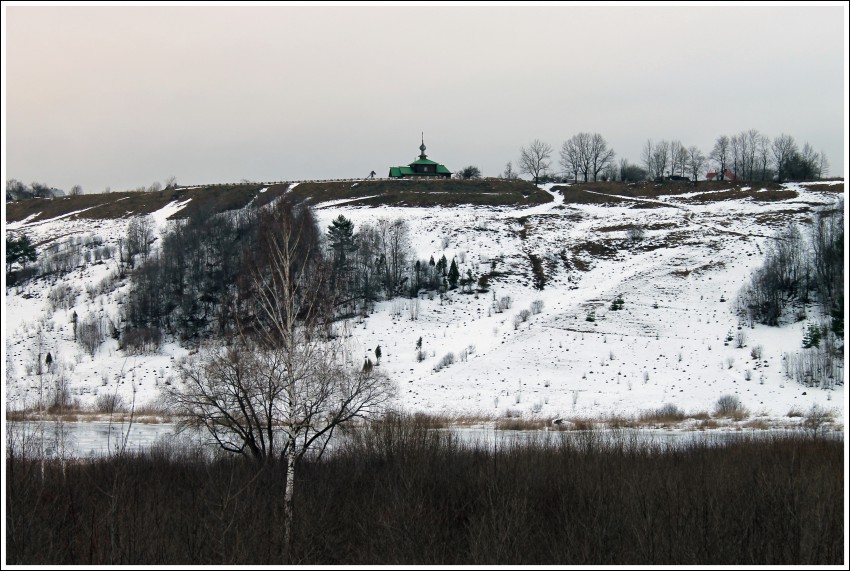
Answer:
6, 414, 843, 565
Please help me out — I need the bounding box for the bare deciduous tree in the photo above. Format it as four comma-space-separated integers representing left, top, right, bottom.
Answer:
652, 140, 670, 179
757, 134, 772, 181
817, 150, 830, 179
376, 218, 411, 297
743, 129, 760, 181
501, 161, 519, 181
669, 140, 687, 178
642, 140, 655, 180
559, 133, 614, 182
730, 134, 742, 180
711, 135, 731, 180
772, 133, 797, 183
560, 138, 582, 182
686, 146, 706, 182
589, 133, 616, 182
168, 201, 396, 558
125, 216, 155, 265
518, 139, 553, 185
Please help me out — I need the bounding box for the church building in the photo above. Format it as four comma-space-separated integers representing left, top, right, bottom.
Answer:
388, 136, 452, 179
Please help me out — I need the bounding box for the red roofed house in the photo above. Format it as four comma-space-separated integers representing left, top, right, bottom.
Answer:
705, 169, 736, 182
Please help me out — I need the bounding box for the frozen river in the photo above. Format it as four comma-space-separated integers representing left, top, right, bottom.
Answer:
6, 420, 195, 459
6, 420, 834, 460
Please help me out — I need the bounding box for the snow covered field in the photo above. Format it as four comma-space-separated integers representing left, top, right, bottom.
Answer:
4, 181, 845, 428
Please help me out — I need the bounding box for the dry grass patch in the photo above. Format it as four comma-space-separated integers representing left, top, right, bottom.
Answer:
683, 188, 798, 204
787, 406, 806, 418
288, 179, 550, 208
742, 419, 771, 430
553, 187, 644, 206
695, 418, 720, 430
5, 183, 290, 224
571, 240, 618, 259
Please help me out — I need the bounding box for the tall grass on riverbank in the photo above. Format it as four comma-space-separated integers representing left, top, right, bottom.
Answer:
5, 415, 843, 565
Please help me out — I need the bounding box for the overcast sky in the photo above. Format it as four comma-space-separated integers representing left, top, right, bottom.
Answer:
3, 3, 847, 193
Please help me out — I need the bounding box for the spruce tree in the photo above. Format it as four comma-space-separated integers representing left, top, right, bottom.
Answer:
327, 215, 357, 270
448, 258, 460, 289
436, 255, 447, 276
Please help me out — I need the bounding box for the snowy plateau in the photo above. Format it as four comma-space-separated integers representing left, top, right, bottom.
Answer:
3, 181, 846, 430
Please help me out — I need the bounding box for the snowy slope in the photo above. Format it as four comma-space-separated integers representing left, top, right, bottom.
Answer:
3, 182, 846, 427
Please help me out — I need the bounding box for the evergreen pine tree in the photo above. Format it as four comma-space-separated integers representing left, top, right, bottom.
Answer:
327, 215, 357, 270
448, 258, 460, 289
436, 255, 448, 276
6, 234, 37, 273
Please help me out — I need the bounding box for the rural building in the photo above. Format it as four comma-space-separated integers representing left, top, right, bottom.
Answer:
388, 136, 452, 179
705, 169, 737, 181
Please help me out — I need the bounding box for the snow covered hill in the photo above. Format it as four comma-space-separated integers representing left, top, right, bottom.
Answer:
4, 181, 845, 428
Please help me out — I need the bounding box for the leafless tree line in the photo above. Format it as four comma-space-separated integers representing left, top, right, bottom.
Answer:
738, 200, 843, 328
515, 129, 830, 184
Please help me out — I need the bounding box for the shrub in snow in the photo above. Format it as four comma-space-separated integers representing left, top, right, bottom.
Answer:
714, 394, 746, 418
77, 316, 105, 357
95, 392, 127, 414
803, 404, 834, 435
640, 403, 685, 423
433, 352, 455, 371
512, 314, 523, 330
121, 326, 163, 355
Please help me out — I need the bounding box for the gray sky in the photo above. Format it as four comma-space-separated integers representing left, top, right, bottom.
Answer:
3, 3, 847, 193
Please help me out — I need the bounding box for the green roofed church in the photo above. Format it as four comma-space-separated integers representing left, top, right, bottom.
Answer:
388, 135, 452, 179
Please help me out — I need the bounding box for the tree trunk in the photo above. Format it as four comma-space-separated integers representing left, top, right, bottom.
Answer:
283, 437, 296, 561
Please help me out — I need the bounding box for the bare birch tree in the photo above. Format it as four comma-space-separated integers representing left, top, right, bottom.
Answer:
168, 200, 396, 558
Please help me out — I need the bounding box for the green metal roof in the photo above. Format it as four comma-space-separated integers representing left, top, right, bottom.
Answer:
410, 158, 440, 166
389, 166, 416, 177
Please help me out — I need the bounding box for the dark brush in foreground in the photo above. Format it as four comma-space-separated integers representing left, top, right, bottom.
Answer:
6, 416, 843, 566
